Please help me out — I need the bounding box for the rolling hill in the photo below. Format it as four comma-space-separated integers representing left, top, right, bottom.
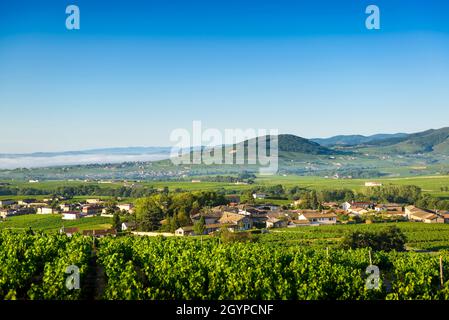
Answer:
356, 127, 449, 154
2, 128, 449, 180
311, 133, 409, 147
245, 134, 337, 155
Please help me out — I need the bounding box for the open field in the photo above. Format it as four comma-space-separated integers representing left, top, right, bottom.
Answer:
0, 214, 112, 232
2, 174, 449, 199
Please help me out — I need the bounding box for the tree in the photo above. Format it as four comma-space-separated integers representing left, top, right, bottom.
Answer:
193, 216, 206, 236
113, 213, 121, 232
105, 199, 118, 215
340, 226, 406, 252
135, 196, 166, 231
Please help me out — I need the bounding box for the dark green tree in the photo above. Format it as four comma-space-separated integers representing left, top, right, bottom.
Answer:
193, 216, 206, 236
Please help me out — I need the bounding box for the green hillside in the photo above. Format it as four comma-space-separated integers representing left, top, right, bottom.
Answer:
358, 127, 449, 154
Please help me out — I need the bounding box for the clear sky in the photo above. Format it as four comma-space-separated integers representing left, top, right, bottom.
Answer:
1, 0, 449, 153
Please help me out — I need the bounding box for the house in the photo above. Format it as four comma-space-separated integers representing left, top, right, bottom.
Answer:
342, 201, 374, 212
255, 204, 279, 211
297, 212, 337, 225
82, 205, 102, 215
322, 202, 339, 209
252, 193, 267, 199
62, 212, 82, 220
440, 213, 449, 224
266, 217, 287, 228
250, 213, 269, 227
0, 199, 16, 207
405, 206, 443, 223
37, 207, 55, 214
1, 207, 35, 218
375, 203, 403, 213
410, 211, 443, 223
0, 209, 14, 219
86, 199, 101, 204
191, 211, 223, 225
18, 199, 37, 206
175, 226, 195, 236
117, 203, 134, 213
82, 229, 117, 237
348, 207, 370, 216
121, 222, 137, 231
60, 227, 79, 237
218, 212, 253, 231
365, 182, 383, 187
59, 203, 73, 212
27, 202, 48, 208
381, 211, 407, 219
60, 203, 73, 212
288, 220, 311, 227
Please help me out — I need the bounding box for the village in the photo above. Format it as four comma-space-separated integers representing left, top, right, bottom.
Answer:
173, 195, 449, 236
1, 191, 449, 238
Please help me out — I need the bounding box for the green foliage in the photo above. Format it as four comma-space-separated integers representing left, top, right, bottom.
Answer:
341, 226, 407, 252
96, 236, 449, 300
0, 231, 92, 300
219, 229, 256, 244
135, 191, 228, 231
193, 216, 206, 236
112, 213, 121, 232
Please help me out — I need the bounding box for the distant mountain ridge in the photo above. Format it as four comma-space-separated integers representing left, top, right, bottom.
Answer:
311, 133, 409, 147
359, 127, 449, 154
1, 127, 449, 171
0, 147, 172, 158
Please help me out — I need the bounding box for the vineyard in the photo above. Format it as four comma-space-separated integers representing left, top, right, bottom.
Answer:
259, 223, 449, 251
1, 230, 449, 300
0, 231, 92, 300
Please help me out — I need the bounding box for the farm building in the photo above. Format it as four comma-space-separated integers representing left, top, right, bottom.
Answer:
62, 212, 82, 220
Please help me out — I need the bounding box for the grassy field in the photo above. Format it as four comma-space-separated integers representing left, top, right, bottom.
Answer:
1, 174, 449, 201
0, 214, 112, 232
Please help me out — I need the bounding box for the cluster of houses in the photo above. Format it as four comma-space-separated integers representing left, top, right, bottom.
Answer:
0, 198, 134, 220
174, 200, 449, 236
341, 201, 449, 223
174, 204, 339, 236
3, 195, 449, 238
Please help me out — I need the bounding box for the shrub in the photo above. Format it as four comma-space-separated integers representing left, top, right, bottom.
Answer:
340, 226, 406, 252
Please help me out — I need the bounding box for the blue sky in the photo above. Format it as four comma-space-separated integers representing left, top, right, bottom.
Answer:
1, 0, 449, 153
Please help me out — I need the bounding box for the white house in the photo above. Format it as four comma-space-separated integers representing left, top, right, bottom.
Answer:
252, 193, 267, 199
297, 212, 337, 225
342, 201, 374, 212
365, 182, 382, 187
121, 222, 136, 231
62, 212, 81, 220
18, 199, 36, 206
117, 203, 134, 212
175, 226, 195, 236
37, 207, 55, 214
86, 199, 101, 204
0, 209, 14, 219
59, 227, 79, 237
60, 204, 72, 212
266, 217, 287, 228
